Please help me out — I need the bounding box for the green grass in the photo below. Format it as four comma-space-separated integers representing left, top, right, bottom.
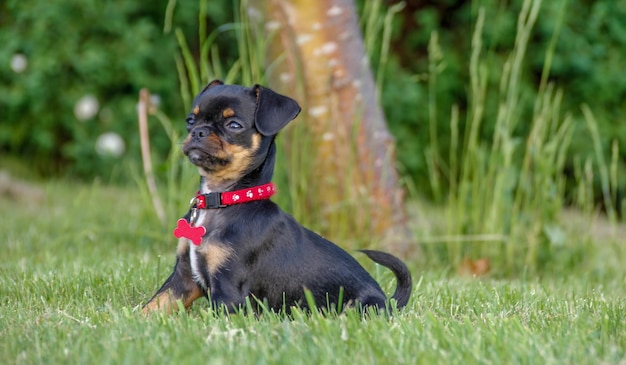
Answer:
1, 181, 624, 364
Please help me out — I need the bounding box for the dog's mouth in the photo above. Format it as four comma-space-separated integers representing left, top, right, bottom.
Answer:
182, 134, 229, 169
184, 147, 229, 170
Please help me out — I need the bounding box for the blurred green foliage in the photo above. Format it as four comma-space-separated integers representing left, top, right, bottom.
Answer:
1, 0, 625, 208
0, 0, 235, 178
378, 0, 626, 203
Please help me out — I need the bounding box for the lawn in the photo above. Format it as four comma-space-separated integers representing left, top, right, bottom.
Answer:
1, 180, 624, 364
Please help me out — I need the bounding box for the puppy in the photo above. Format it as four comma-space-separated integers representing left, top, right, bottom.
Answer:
142, 80, 412, 315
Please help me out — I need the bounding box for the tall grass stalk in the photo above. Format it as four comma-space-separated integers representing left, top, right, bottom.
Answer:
137, 89, 166, 225
427, 31, 444, 202
432, 0, 585, 274
610, 140, 620, 215
572, 156, 595, 221
362, 0, 406, 94
581, 104, 617, 224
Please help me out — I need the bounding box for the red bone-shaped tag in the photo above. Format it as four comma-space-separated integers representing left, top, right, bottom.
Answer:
173, 218, 206, 246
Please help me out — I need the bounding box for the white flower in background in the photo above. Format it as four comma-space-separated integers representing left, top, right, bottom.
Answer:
150, 94, 161, 108
10, 53, 28, 73
74, 95, 99, 121
95, 132, 125, 157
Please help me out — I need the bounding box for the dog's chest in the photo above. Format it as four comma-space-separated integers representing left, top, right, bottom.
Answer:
188, 209, 233, 290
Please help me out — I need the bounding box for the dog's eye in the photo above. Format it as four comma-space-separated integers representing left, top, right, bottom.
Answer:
226, 121, 243, 130
186, 117, 195, 126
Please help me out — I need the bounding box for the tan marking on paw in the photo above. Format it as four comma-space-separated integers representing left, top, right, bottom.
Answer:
141, 286, 203, 315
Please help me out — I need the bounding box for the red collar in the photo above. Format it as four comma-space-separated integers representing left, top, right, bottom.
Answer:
174, 183, 276, 246
194, 182, 276, 209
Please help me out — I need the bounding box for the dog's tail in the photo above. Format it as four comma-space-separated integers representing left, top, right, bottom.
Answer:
359, 249, 412, 309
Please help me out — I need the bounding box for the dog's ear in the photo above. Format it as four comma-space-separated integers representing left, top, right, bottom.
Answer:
200, 80, 224, 93
253, 85, 301, 136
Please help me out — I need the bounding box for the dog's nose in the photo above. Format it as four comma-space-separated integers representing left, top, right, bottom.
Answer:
191, 126, 211, 140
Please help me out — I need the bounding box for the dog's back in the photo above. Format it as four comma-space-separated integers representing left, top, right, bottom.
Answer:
240, 203, 412, 312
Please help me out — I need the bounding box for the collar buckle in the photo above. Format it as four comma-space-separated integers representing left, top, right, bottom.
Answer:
194, 192, 225, 209
203, 192, 225, 209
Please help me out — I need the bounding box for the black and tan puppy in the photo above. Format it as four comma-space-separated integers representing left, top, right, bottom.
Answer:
142, 80, 412, 315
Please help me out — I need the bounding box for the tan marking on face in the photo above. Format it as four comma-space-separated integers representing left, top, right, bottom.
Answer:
206, 80, 223, 89
198, 241, 235, 275
207, 132, 222, 146
193, 105, 200, 115
141, 286, 203, 315
203, 133, 262, 185
222, 108, 235, 118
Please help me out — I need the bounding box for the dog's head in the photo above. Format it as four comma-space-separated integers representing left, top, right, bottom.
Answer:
182, 80, 300, 185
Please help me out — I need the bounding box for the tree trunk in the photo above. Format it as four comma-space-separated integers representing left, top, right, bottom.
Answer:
249, 0, 413, 256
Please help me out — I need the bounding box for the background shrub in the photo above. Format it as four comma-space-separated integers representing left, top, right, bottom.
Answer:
378, 0, 626, 208
0, 0, 235, 179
